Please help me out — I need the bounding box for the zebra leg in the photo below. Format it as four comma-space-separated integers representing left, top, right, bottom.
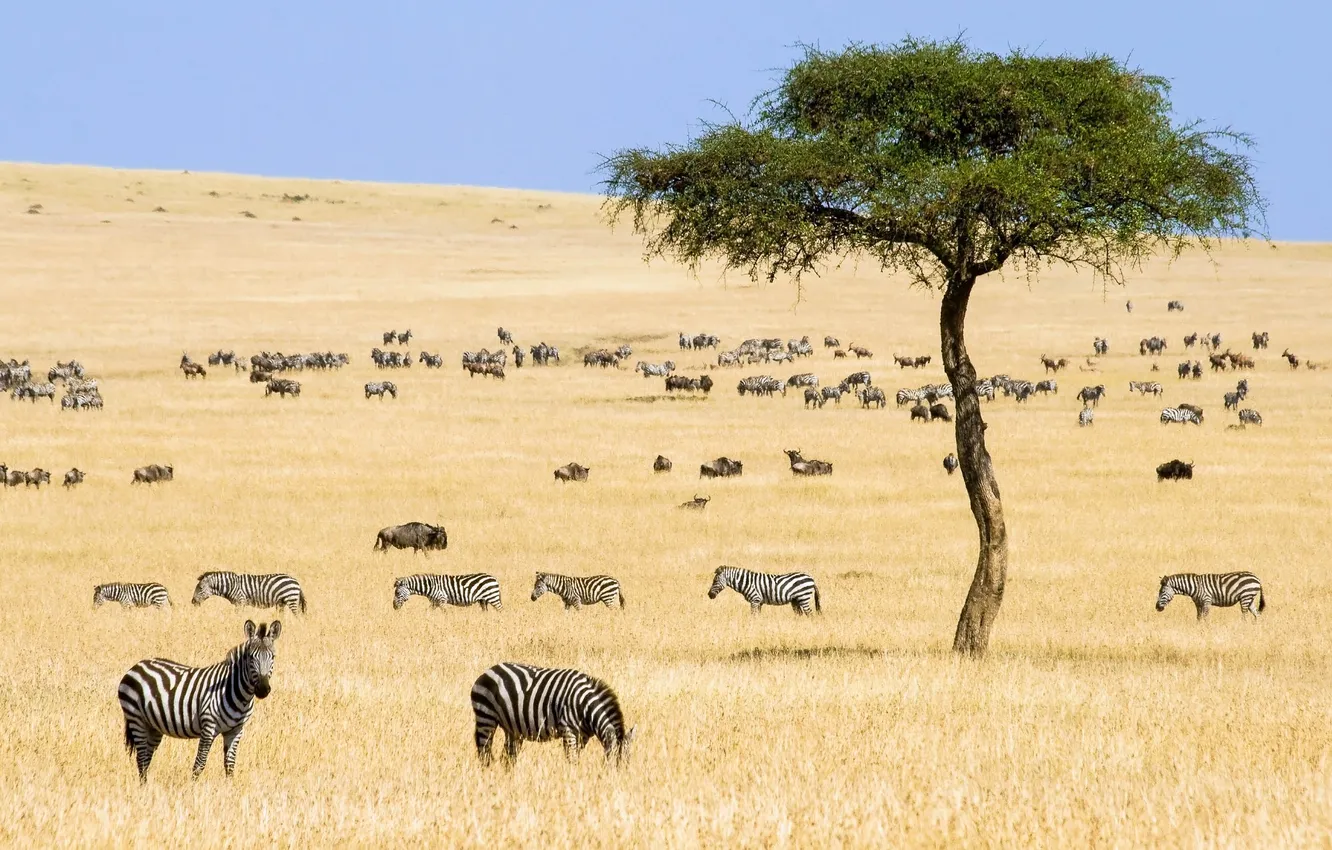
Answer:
222, 727, 245, 777
192, 727, 218, 778
502, 733, 523, 766
749, 601, 762, 615
474, 721, 497, 766
133, 730, 163, 783
1195, 599, 1211, 621
561, 729, 581, 763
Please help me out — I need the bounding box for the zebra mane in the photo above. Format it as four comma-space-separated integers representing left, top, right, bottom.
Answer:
197, 571, 229, 582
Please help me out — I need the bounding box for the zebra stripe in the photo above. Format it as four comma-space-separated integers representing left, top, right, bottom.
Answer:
1078, 408, 1094, 427
94, 582, 171, 609
1160, 407, 1203, 425
1238, 409, 1262, 426
393, 573, 503, 610
118, 619, 281, 781
530, 573, 625, 610
192, 572, 307, 614
471, 662, 635, 766
1157, 572, 1265, 620
708, 566, 821, 615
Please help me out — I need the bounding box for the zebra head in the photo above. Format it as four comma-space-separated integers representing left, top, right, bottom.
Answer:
392, 578, 413, 610
708, 566, 734, 599
241, 620, 281, 699
192, 572, 223, 606
1156, 577, 1178, 612
610, 725, 637, 765
92, 584, 111, 607
531, 573, 551, 602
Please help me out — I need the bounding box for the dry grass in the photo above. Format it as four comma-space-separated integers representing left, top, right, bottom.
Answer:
1, 163, 1330, 848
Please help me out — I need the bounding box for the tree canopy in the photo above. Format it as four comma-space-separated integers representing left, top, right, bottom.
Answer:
602, 38, 1264, 290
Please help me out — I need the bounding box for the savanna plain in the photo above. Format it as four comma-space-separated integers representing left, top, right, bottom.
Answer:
1, 163, 1330, 848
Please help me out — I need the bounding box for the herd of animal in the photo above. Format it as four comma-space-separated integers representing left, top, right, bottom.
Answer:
20, 301, 1302, 782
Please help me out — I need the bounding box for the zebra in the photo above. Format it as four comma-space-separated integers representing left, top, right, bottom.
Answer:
843, 371, 871, 390
530, 573, 625, 610
1077, 385, 1106, 407
635, 361, 675, 378
393, 573, 502, 611
786, 372, 819, 389
803, 387, 825, 408
1079, 408, 1094, 427
1033, 379, 1058, 396
94, 582, 171, 609
1129, 381, 1163, 397
820, 384, 846, 405
1223, 391, 1242, 410
1093, 337, 1109, 356
192, 572, 307, 614
1238, 409, 1263, 426
1160, 407, 1203, 426
119, 619, 281, 781
1156, 572, 1265, 621
707, 565, 821, 615
858, 386, 887, 408
497, 327, 513, 346
471, 663, 635, 767
365, 381, 398, 399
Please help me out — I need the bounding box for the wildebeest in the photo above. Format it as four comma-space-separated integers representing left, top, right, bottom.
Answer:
699, 457, 743, 479
929, 403, 952, 422
374, 522, 448, 553
1156, 459, 1193, 480
0, 465, 24, 488
63, 468, 85, 488
910, 403, 931, 422
678, 495, 710, 510
823, 336, 840, 349
24, 468, 51, 488
1167, 300, 1185, 312
653, 455, 672, 473
1251, 331, 1270, 350
131, 464, 174, 484
784, 449, 832, 477
498, 327, 514, 346
943, 453, 958, 474
180, 361, 207, 379
554, 462, 590, 482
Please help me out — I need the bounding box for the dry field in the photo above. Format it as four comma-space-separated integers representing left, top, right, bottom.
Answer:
1, 163, 1330, 848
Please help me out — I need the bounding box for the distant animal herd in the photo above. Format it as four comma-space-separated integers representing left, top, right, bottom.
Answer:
9, 299, 1306, 782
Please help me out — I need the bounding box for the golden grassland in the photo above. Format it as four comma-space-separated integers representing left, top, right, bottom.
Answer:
1, 163, 1330, 848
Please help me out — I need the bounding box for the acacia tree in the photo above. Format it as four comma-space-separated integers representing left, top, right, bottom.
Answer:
602, 38, 1264, 656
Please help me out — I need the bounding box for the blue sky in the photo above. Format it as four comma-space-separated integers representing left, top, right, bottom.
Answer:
3, 1, 1326, 239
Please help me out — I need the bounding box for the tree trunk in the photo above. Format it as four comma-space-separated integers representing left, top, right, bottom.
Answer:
940, 274, 1009, 657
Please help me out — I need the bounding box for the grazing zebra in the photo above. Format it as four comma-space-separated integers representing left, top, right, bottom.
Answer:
803, 387, 825, 408
843, 371, 871, 390
365, 381, 398, 399
192, 572, 307, 614
858, 387, 887, 408
1078, 408, 1094, 427
119, 619, 281, 781
820, 384, 845, 405
1238, 408, 1262, 426
1160, 407, 1203, 426
393, 573, 502, 611
1156, 572, 1265, 621
94, 582, 171, 609
531, 573, 625, 610
471, 663, 635, 766
1129, 381, 1163, 397
707, 565, 821, 615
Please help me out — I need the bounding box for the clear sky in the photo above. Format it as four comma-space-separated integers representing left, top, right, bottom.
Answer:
3, 1, 1326, 239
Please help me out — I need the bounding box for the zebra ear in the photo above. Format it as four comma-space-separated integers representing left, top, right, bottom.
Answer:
244, 620, 257, 639
268, 621, 282, 641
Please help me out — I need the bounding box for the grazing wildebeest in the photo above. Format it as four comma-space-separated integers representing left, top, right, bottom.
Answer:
653, 455, 672, 473
1, 466, 25, 488
943, 454, 958, 474
824, 336, 840, 349
180, 361, 207, 379
910, 403, 931, 422
1156, 459, 1194, 481
929, 403, 952, 422
131, 464, 174, 484
678, 495, 710, 510
374, 522, 448, 553
63, 468, 85, 488
699, 457, 743, 479
554, 462, 590, 482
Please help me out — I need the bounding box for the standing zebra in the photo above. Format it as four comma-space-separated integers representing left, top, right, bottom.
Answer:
471, 663, 635, 766
393, 573, 503, 610
1156, 572, 1265, 621
94, 582, 171, 609
530, 572, 625, 610
192, 572, 307, 614
1078, 408, 1094, 427
119, 619, 282, 781
707, 565, 821, 615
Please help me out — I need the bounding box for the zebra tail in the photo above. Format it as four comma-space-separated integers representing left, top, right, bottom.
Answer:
124, 719, 134, 753
814, 587, 822, 613
1259, 590, 1266, 612
300, 592, 308, 614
